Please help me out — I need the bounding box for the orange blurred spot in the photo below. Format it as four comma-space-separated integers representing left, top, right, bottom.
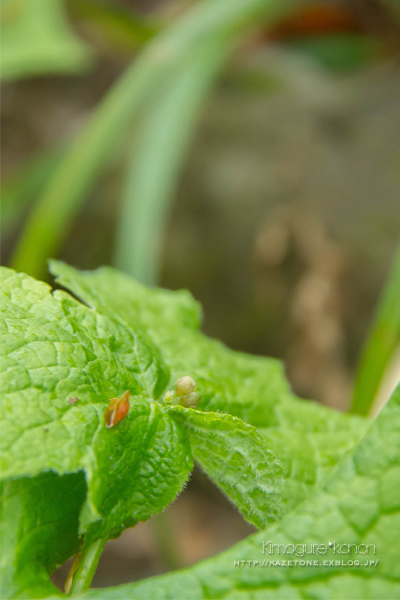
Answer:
268, 3, 360, 40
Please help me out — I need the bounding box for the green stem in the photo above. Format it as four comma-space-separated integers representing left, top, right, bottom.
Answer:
151, 512, 183, 571
68, 538, 106, 595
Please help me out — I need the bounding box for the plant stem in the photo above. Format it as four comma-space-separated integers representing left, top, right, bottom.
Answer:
151, 511, 183, 571
67, 538, 106, 595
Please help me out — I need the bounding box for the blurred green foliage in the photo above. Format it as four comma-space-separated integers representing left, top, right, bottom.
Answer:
10, 0, 296, 281
286, 33, 383, 71
69, 0, 157, 51
0, 0, 92, 79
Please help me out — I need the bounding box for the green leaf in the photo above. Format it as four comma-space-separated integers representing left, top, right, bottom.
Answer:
48, 261, 294, 415
1, 472, 86, 598
50, 261, 368, 514
0, 267, 193, 596
1, 0, 92, 80
169, 406, 284, 528
72, 386, 400, 600
48, 262, 302, 437
351, 242, 400, 416
1, 262, 370, 597
257, 394, 369, 514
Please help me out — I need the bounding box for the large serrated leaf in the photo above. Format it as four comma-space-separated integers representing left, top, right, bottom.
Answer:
1, 262, 371, 598
50, 261, 368, 512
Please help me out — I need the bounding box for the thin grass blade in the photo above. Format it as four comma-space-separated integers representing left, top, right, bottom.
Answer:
351, 242, 400, 415
115, 36, 233, 284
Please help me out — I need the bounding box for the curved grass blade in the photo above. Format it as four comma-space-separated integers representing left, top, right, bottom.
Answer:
1, 147, 64, 235
11, 0, 296, 279
115, 35, 232, 284
351, 242, 400, 415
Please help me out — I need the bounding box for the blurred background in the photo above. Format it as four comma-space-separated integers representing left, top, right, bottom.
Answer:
1, 0, 400, 590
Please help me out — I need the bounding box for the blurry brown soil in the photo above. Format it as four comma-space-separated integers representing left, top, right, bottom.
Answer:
255, 206, 351, 409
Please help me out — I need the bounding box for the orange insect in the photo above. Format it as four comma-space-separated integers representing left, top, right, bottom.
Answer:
105, 391, 130, 428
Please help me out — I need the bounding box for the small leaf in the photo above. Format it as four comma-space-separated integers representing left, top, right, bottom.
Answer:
169, 406, 284, 528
